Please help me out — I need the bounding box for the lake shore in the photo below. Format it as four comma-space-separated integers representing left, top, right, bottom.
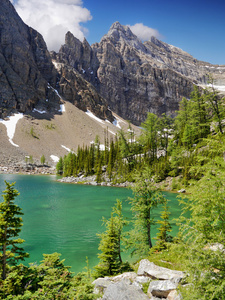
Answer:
0, 163, 181, 192
0, 163, 55, 175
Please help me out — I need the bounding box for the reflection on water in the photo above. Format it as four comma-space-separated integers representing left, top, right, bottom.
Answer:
0, 174, 180, 273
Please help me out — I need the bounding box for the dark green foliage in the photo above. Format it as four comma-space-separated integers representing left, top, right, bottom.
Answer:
0, 253, 97, 299
125, 168, 166, 257
40, 155, 45, 165
56, 157, 64, 175
154, 200, 173, 251
94, 200, 129, 278
173, 138, 225, 299
0, 182, 29, 280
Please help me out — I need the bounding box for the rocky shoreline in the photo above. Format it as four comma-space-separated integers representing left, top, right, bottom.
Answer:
0, 163, 55, 175
0, 164, 185, 192
58, 174, 134, 188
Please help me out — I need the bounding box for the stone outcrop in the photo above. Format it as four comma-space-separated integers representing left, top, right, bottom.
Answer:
137, 259, 185, 283
0, 0, 113, 122
56, 21, 225, 125
92, 259, 185, 300
0, 0, 59, 118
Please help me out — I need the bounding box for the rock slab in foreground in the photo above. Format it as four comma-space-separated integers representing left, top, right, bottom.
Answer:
148, 280, 178, 298
138, 259, 185, 283
93, 261, 184, 300
102, 278, 149, 300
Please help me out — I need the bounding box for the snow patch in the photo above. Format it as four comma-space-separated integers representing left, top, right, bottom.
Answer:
48, 83, 63, 100
50, 155, 59, 162
205, 84, 225, 92
112, 116, 126, 129
108, 130, 116, 135
90, 142, 107, 151
33, 108, 47, 114
59, 104, 66, 113
99, 144, 106, 151
61, 145, 71, 152
85, 110, 104, 124
0, 113, 23, 147
112, 119, 121, 128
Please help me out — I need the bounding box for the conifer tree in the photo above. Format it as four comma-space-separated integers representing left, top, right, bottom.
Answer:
204, 77, 225, 134
176, 149, 225, 299
0, 182, 29, 280
126, 168, 165, 256
94, 200, 126, 277
140, 113, 159, 161
154, 200, 172, 251
56, 157, 64, 175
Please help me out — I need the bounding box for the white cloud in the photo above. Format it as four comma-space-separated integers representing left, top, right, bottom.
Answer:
128, 23, 162, 41
13, 0, 92, 51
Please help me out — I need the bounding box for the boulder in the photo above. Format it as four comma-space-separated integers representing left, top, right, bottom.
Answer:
92, 277, 112, 294
101, 278, 150, 300
111, 271, 137, 282
167, 289, 182, 300
147, 280, 177, 298
137, 259, 185, 283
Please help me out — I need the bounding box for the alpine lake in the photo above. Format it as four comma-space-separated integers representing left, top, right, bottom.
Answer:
0, 174, 181, 274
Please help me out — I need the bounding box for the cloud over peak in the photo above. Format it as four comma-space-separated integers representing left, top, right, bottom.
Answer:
13, 0, 92, 51
128, 23, 162, 42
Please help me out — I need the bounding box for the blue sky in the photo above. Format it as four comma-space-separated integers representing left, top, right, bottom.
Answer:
13, 0, 225, 65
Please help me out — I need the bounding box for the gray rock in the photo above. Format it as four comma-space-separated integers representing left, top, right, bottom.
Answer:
135, 275, 151, 284
55, 22, 225, 125
138, 259, 185, 283
147, 280, 177, 298
92, 277, 112, 294
0, 0, 113, 122
111, 271, 137, 282
167, 289, 182, 300
102, 279, 150, 300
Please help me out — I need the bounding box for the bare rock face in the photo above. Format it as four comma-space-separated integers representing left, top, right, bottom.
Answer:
56, 21, 225, 125
0, 0, 113, 122
0, 0, 59, 118
51, 60, 114, 122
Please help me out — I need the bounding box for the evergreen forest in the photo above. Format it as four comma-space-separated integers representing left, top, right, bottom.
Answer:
1, 84, 225, 299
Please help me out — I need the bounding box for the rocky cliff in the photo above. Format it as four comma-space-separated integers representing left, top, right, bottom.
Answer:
0, 0, 112, 121
56, 22, 225, 125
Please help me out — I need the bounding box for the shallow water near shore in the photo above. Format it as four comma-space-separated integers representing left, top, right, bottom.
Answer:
0, 174, 181, 273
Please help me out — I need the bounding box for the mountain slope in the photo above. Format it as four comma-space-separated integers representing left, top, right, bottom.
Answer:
0, 0, 112, 122
56, 22, 225, 125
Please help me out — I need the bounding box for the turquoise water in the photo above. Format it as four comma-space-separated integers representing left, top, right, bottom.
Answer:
0, 174, 181, 273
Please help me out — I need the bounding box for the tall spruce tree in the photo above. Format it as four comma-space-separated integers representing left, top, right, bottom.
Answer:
154, 199, 172, 251
94, 200, 126, 277
126, 168, 165, 257
140, 113, 159, 161
0, 182, 28, 280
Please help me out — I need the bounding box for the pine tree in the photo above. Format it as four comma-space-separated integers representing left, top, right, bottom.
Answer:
0, 182, 29, 280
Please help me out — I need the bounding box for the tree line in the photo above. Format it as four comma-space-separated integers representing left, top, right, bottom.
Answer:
57, 84, 225, 187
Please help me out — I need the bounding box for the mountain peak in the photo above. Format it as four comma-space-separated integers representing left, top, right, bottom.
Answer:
103, 21, 136, 42
101, 21, 147, 52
